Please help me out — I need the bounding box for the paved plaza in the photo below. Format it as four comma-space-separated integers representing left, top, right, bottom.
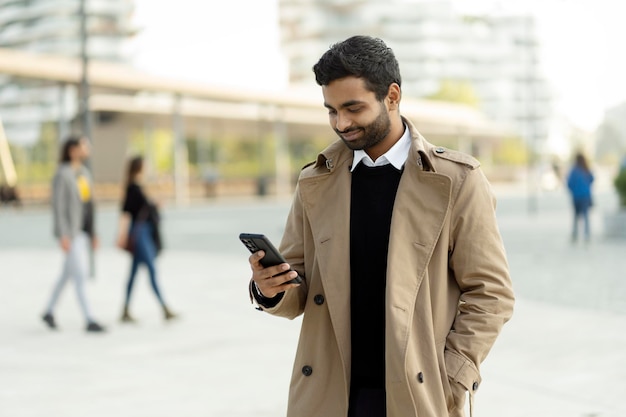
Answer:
1, 184, 626, 417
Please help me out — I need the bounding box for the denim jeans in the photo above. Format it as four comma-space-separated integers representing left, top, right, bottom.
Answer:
125, 221, 165, 306
572, 197, 591, 240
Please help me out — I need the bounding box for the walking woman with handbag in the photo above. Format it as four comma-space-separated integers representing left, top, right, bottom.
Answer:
116, 156, 177, 322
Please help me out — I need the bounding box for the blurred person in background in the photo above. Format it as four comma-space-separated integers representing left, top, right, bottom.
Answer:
567, 152, 594, 243
42, 135, 105, 333
247, 36, 514, 417
116, 156, 176, 322
0, 183, 21, 207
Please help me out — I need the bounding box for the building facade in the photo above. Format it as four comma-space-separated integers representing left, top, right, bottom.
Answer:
596, 102, 626, 162
279, 0, 552, 147
0, 0, 135, 144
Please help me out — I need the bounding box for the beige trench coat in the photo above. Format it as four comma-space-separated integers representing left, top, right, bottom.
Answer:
253, 118, 514, 417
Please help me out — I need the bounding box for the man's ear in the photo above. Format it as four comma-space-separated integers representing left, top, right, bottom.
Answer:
386, 83, 401, 111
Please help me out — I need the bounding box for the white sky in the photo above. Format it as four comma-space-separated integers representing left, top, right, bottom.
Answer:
130, 0, 287, 91
130, 0, 626, 131
455, 0, 626, 130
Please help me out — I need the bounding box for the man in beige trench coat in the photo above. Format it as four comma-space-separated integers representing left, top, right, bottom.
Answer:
248, 35, 514, 417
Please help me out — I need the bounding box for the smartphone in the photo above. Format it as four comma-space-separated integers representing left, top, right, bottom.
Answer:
239, 233, 303, 285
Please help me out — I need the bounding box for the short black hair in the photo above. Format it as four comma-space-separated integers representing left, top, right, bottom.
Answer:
313, 35, 401, 101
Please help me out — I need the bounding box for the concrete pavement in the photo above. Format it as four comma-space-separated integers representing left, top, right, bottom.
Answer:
1, 186, 626, 417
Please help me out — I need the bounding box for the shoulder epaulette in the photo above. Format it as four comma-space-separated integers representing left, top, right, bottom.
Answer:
431, 147, 480, 169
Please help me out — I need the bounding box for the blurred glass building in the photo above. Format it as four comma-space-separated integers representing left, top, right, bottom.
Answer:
279, 0, 552, 146
0, 0, 135, 144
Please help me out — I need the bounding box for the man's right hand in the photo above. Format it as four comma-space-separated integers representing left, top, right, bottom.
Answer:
249, 250, 301, 299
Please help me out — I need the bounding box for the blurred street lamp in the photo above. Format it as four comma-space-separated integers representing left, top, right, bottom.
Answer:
519, 13, 541, 214
78, 0, 92, 143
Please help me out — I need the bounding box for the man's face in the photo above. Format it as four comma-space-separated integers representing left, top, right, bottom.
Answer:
322, 76, 391, 154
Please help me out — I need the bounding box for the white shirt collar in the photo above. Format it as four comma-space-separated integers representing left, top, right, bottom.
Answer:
351, 124, 411, 172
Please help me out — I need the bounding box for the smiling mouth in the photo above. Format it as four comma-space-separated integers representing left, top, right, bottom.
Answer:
340, 129, 362, 142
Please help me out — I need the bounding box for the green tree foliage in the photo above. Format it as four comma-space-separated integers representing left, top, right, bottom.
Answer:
10, 122, 57, 183
151, 130, 174, 173
492, 137, 528, 166
614, 167, 626, 207
217, 135, 266, 178
426, 79, 480, 108
290, 136, 330, 170
91, 128, 332, 185
128, 129, 175, 174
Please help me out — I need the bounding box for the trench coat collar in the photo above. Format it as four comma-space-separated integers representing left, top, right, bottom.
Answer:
310, 116, 438, 175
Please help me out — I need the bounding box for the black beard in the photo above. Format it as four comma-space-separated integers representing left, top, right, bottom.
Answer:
336, 104, 391, 152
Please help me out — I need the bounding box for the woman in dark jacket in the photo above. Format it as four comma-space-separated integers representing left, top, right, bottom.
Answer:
116, 156, 176, 322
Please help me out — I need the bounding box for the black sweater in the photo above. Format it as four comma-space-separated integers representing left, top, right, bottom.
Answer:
350, 163, 403, 390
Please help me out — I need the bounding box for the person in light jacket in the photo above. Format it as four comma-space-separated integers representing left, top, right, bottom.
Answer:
42, 135, 105, 332
247, 36, 514, 417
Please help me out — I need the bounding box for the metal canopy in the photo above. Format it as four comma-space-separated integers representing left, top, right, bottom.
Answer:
0, 47, 509, 138
0, 48, 512, 202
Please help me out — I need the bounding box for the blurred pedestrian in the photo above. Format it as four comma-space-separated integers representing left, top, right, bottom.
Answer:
42, 135, 105, 332
0, 183, 21, 207
567, 152, 594, 243
116, 156, 176, 322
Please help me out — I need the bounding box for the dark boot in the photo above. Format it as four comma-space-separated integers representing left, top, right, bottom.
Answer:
86, 321, 106, 332
163, 305, 178, 321
42, 313, 57, 329
120, 306, 136, 323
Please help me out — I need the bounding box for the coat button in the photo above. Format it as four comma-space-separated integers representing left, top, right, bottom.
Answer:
435, 147, 445, 154
314, 294, 325, 305
302, 365, 313, 377
472, 381, 479, 391
417, 372, 424, 383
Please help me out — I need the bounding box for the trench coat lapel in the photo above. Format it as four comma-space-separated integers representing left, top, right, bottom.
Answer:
298, 149, 353, 375
386, 141, 452, 373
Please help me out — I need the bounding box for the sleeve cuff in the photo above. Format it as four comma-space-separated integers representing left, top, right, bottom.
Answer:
249, 280, 284, 310
445, 349, 481, 392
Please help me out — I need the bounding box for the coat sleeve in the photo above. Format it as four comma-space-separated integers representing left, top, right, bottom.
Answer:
52, 170, 70, 239
86, 169, 97, 237
445, 167, 515, 391
251, 182, 308, 320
